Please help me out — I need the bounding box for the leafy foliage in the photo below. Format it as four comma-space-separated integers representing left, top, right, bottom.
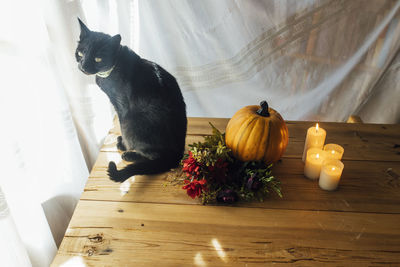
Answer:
189, 123, 233, 166
179, 123, 282, 204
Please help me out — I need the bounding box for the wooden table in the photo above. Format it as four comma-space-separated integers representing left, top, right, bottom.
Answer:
52, 118, 400, 266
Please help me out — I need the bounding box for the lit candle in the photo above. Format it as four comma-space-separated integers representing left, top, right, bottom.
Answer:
323, 144, 344, 160
302, 123, 326, 162
319, 159, 344, 191
304, 148, 324, 180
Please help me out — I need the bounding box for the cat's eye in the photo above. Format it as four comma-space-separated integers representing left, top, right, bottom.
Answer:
77, 51, 83, 57
95, 57, 102, 63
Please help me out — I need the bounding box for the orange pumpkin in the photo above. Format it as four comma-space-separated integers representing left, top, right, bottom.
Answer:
225, 101, 289, 164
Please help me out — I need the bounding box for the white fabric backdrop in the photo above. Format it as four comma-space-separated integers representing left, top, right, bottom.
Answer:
138, 0, 400, 123
1, 0, 400, 266
0, 0, 111, 266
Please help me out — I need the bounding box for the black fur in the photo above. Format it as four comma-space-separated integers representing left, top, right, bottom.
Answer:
76, 18, 187, 183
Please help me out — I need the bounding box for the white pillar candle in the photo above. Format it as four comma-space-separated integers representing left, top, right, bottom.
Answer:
323, 144, 344, 160
304, 148, 324, 180
302, 123, 326, 162
319, 159, 344, 191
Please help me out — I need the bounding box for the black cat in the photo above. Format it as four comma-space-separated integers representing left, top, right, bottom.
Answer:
75, 18, 187, 183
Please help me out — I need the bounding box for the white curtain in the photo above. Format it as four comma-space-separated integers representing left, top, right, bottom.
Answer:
0, 0, 112, 266
0, 188, 31, 267
138, 0, 400, 123
1, 0, 400, 266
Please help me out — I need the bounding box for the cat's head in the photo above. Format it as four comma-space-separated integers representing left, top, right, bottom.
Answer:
75, 18, 121, 75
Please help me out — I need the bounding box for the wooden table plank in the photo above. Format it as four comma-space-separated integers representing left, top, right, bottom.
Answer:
185, 118, 400, 162
52, 200, 400, 266
105, 117, 400, 162
81, 151, 400, 214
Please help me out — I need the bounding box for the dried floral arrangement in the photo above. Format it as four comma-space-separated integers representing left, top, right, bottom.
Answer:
173, 123, 282, 204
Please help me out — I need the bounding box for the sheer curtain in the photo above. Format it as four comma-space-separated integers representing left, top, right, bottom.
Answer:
0, 0, 113, 266
1, 1, 400, 266
138, 0, 400, 123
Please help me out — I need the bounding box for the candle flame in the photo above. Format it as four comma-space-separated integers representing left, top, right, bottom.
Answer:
332, 167, 336, 171
316, 153, 320, 159
316, 123, 319, 132
331, 150, 335, 154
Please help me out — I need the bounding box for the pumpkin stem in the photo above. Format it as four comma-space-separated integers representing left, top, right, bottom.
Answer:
257, 101, 270, 117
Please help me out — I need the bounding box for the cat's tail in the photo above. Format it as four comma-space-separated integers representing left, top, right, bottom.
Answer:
107, 156, 180, 183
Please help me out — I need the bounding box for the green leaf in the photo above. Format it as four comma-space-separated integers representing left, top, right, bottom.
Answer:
176, 122, 283, 204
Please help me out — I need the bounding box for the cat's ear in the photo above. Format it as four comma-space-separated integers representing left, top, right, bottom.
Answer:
111, 34, 121, 46
78, 17, 90, 39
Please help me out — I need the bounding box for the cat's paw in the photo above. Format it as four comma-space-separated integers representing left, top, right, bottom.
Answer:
116, 136, 127, 151
108, 161, 122, 182
122, 151, 139, 162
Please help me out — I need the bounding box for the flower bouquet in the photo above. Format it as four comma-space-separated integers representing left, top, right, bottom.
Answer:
177, 123, 282, 204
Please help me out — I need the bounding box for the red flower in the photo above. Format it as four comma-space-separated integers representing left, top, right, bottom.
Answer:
182, 151, 201, 178
208, 158, 229, 183
182, 179, 207, 199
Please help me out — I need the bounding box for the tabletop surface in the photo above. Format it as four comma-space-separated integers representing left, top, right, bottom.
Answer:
52, 117, 400, 266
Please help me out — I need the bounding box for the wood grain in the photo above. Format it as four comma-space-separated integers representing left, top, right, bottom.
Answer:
53, 201, 400, 266
52, 117, 400, 266
82, 151, 400, 214
106, 117, 400, 162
